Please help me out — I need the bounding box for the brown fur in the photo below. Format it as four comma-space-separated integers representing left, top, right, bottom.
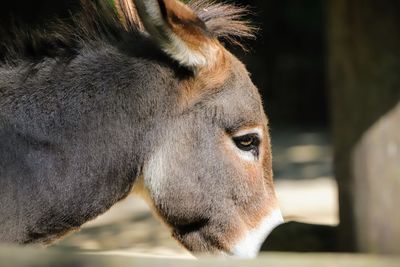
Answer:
179, 44, 231, 107
163, 0, 214, 63
117, 0, 255, 46
218, 129, 272, 249
222, 123, 278, 234
243, 124, 278, 229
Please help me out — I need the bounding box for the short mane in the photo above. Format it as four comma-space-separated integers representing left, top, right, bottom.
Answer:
0, 0, 255, 63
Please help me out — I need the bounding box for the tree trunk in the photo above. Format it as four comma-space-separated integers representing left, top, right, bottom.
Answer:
328, 0, 400, 253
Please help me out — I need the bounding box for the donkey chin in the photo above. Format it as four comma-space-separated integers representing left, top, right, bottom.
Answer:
175, 211, 283, 259
166, 208, 283, 258
136, 174, 283, 258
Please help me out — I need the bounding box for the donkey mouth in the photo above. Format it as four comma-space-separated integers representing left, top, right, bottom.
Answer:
171, 219, 232, 255
170, 209, 283, 258
172, 219, 209, 237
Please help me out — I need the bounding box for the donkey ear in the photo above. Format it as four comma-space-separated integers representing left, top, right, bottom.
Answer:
135, 0, 217, 69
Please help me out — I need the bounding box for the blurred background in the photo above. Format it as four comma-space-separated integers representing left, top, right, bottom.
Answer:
1, 0, 399, 259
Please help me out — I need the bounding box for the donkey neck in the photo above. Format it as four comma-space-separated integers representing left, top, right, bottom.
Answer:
0, 41, 185, 243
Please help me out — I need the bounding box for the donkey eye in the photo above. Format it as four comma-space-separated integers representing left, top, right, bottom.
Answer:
232, 133, 260, 153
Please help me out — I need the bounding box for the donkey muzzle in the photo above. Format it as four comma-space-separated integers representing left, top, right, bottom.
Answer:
229, 209, 284, 258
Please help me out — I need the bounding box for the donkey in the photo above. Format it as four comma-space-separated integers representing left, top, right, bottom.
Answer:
0, 0, 283, 258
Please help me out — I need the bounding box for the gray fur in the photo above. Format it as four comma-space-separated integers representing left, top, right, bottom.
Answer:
0, 0, 276, 255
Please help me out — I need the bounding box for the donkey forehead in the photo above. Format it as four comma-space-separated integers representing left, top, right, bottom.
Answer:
207, 58, 266, 128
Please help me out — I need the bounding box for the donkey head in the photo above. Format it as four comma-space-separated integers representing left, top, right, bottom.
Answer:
127, 0, 283, 258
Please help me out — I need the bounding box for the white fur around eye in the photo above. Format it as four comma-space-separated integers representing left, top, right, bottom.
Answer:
230, 127, 263, 162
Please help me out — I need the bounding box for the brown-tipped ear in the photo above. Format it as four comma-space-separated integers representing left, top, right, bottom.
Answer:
135, 0, 219, 69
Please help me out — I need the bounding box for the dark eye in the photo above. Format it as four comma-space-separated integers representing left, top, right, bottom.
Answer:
232, 133, 260, 155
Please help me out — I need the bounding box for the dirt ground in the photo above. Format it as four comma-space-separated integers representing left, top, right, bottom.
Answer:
54, 127, 337, 257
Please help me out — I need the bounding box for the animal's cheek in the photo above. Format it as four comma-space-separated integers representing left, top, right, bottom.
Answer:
220, 134, 265, 180
242, 162, 264, 182
227, 152, 266, 191
154, 186, 211, 224
225, 153, 279, 227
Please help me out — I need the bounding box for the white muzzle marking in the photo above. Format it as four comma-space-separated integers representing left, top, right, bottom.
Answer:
230, 209, 283, 258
